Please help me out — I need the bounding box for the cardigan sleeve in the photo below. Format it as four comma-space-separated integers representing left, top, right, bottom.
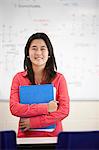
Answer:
10, 73, 48, 117
29, 74, 70, 129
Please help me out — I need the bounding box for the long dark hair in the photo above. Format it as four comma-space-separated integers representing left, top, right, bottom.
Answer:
24, 32, 57, 84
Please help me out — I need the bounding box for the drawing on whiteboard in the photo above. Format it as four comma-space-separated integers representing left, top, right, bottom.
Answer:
0, 0, 98, 100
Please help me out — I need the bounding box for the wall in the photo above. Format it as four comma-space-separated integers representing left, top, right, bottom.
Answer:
0, 0, 98, 134
0, 101, 99, 133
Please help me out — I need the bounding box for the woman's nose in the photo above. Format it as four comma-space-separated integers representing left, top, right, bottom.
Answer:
36, 49, 42, 54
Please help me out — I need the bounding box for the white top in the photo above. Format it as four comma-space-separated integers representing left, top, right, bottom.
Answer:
17, 137, 57, 144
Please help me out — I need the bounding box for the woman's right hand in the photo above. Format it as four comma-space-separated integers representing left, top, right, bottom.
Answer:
48, 100, 59, 113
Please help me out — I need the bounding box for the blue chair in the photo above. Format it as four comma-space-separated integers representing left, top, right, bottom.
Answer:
0, 130, 17, 150
56, 131, 99, 150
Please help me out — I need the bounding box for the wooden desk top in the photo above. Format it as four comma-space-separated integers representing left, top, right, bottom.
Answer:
17, 137, 57, 144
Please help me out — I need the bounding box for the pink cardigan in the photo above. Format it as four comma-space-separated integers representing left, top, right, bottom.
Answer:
10, 71, 70, 137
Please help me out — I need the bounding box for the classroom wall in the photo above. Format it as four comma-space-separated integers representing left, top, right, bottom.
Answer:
0, 0, 98, 135
0, 100, 99, 133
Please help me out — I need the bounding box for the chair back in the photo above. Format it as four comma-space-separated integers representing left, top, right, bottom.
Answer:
56, 131, 99, 150
0, 130, 17, 150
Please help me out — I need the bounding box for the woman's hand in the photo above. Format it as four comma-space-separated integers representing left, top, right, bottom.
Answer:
19, 118, 30, 131
48, 100, 59, 113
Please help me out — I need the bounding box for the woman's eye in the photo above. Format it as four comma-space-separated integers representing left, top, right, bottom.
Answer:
41, 48, 46, 51
32, 48, 37, 51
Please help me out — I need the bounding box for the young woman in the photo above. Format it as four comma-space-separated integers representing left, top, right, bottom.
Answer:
10, 32, 70, 137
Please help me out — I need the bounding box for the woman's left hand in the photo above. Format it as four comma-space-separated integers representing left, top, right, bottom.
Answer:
19, 118, 30, 131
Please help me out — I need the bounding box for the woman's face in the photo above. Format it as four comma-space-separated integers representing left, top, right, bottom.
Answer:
29, 39, 49, 67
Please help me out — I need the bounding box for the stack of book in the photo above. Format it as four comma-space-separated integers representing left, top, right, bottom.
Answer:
19, 84, 56, 131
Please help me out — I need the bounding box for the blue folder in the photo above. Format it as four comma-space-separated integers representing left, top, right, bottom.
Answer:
19, 84, 54, 104
19, 83, 56, 131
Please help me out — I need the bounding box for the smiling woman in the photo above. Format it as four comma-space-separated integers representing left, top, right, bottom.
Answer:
28, 39, 49, 84
29, 39, 49, 68
10, 32, 70, 138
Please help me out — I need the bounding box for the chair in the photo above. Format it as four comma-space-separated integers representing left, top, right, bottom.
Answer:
56, 131, 99, 150
0, 130, 17, 150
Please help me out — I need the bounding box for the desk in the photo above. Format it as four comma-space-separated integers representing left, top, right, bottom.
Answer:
17, 137, 57, 150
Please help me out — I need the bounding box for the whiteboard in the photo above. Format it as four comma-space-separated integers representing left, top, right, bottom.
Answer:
0, 0, 98, 100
